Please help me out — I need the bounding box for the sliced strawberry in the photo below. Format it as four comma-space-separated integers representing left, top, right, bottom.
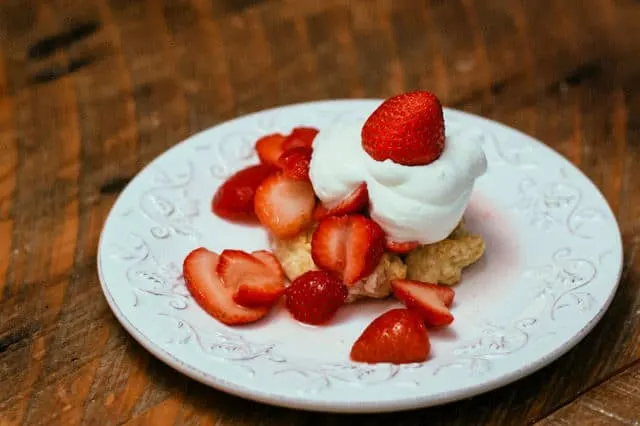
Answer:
311, 215, 348, 276
285, 270, 348, 325
393, 279, 455, 307
236, 250, 286, 307
350, 308, 430, 364
432, 283, 455, 307
251, 250, 285, 281
311, 214, 385, 285
234, 280, 284, 307
278, 146, 313, 181
254, 173, 316, 239
183, 248, 268, 325
385, 239, 420, 254
282, 126, 319, 151
344, 216, 386, 284
216, 249, 265, 287
217, 249, 285, 307
212, 164, 277, 223
391, 279, 455, 327
313, 183, 369, 220
255, 133, 287, 167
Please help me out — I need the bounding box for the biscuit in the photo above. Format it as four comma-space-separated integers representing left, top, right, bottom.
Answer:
405, 221, 485, 285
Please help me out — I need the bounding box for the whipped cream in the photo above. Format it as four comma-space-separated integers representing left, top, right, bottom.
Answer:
308, 120, 487, 244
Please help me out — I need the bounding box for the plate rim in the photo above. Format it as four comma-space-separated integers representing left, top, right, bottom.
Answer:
96, 99, 624, 413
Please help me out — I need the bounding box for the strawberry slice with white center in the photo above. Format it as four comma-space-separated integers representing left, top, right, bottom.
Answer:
391, 279, 455, 327
254, 173, 316, 239
251, 250, 285, 281
312, 216, 348, 274
183, 248, 269, 325
311, 214, 385, 285
217, 249, 285, 307
313, 183, 369, 221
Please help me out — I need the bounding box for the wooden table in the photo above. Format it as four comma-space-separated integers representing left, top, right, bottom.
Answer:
1, 0, 639, 424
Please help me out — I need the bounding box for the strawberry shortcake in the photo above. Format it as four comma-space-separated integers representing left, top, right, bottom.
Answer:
183, 91, 487, 364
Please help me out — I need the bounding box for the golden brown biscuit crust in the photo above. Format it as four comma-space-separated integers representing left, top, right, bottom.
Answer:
405, 221, 485, 285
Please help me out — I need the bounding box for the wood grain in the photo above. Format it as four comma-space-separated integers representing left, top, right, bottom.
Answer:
1, 0, 639, 424
536, 360, 640, 425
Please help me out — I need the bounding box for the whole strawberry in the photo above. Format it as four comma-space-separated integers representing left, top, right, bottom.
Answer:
285, 270, 348, 325
361, 91, 445, 166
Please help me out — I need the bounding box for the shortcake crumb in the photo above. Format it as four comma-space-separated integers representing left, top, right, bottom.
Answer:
405, 221, 485, 285
271, 225, 318, 281
344, 252, 406, 302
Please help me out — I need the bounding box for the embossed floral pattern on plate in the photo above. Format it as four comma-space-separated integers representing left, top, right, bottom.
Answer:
97, 100, 623, 413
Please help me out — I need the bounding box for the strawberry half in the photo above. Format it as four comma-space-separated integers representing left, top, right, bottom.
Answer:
311, 214, 385, 285
313, 183, 369, 221
285, 270, 348, 325
278, 146, 313, 181
256, 133, 287, 167
183, 248, 269, 325
350, 308, 430, 364
362, 91, 445, 166
282, 127, 319, 151
212, 164, 277, 223
254, 173, 316, 239
217, 249, 285, 307
391, 279, 455, 327
385, 239, 419, 254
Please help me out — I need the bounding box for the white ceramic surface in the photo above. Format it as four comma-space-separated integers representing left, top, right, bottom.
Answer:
97, 100, 623, 413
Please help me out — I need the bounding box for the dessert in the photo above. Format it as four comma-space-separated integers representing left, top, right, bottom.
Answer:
182, 91, 488, 365
309, 94, 486, 246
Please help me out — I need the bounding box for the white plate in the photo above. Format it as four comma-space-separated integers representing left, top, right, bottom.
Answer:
97, 100, 623, 413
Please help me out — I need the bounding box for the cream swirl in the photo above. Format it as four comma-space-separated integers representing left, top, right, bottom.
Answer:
308, 120, 487, 244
